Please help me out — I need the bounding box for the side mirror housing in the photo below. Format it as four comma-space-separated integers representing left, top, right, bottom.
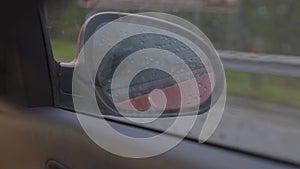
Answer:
74, 12, 225, 118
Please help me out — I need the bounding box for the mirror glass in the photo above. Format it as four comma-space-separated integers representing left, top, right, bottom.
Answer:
77, 12, 223, 117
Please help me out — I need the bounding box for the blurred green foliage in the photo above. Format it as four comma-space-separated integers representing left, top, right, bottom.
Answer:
50, 39, 76, 62
46, 0, 300, 61
226, 70, 300, 107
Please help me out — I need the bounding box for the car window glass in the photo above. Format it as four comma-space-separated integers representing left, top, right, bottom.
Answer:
45, 0, 300, 165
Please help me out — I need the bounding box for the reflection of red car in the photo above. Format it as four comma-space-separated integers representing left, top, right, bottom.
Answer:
117, 73, 212, 111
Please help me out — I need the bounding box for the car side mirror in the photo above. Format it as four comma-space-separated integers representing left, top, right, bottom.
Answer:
74, 12, 225, 118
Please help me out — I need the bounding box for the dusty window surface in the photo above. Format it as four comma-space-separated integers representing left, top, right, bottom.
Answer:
45, 0, 300, 164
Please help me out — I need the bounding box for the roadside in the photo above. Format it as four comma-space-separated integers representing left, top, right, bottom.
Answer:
209, 94, 300, 165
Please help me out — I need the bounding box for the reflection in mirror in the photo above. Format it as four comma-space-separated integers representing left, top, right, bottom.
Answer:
75, 12, 224, 117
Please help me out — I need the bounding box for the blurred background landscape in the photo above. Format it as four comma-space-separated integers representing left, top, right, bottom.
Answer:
45, 0, 300, 108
